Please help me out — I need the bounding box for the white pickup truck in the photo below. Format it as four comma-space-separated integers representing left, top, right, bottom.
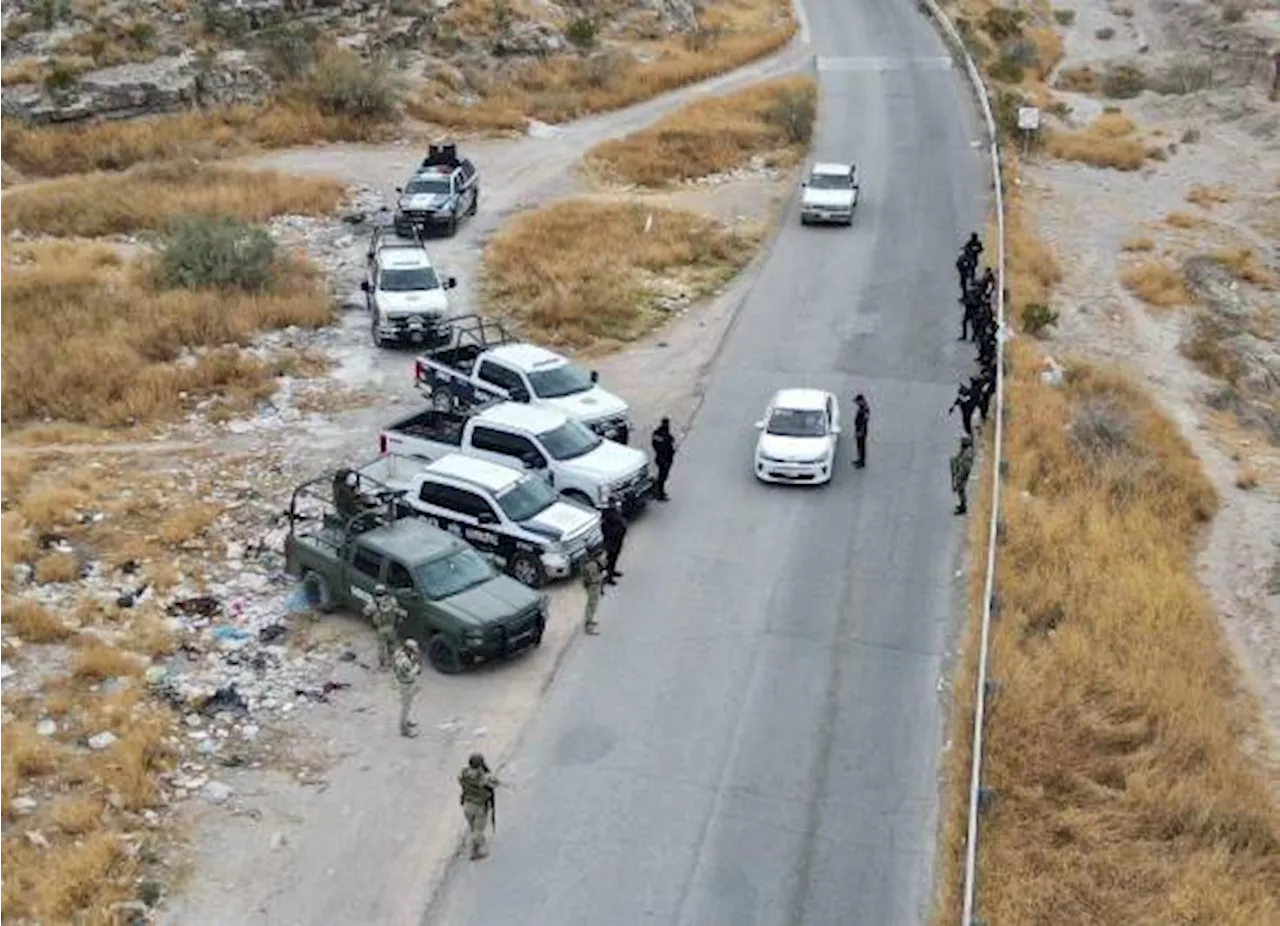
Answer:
379, 401, 652, 513
414, 315, 632, 444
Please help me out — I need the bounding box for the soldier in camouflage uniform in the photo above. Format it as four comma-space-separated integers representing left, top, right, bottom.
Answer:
393, 638, 421, 738
458, 753, 500, 859
581, 553, 606, 635
364, 584, 405, 671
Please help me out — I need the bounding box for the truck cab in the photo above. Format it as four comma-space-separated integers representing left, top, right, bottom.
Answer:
359, 452, 605, 587
380, 402, 653, 513
362, 233, 458, 348
394, 143, 480, 238
284, 476, 546, 674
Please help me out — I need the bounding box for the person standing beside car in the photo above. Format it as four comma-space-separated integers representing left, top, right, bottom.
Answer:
600, 502, 628, 585
852, 394, 870, 469
651, 417, 676, 501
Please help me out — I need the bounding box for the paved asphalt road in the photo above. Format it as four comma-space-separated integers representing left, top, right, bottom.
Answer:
423, 1, 987, 923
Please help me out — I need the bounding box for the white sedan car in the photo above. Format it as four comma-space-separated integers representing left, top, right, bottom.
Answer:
753, 388, 842, 485
800, 162, 859, 226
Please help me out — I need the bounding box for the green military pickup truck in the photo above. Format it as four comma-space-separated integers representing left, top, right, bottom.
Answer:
284, 474, 548, 674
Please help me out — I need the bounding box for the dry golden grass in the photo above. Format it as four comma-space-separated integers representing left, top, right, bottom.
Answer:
583, 75, 815, 186
2, 242, 332, 427
17, 483, 90, 532
2, 161, 346, 238
1121, 258, 1192, 307
1, 453, 36, 503
482, 199, 757, 347
1, 514, 37, 586
1186, 183, 1235, 207
34, 551, 82, 584
1165, 210, 1202, 228
1054, 64, 1099, 93
1120, 235, 1155, 251
1210, 247, 1277, 288
1, 599, 73, 643
2, 829, 139, 921
1000, 161, 1064, 319
1043, 112, 1146, 170
935, 340, 1280, 925
122, 610, 178, 657
50, 794, 106, 836
1025, 26, 1065, 80
1, 100, 394, 178
1, 57, 42, 85
1235, 462, 1260, 490
159, 502, 221, 545
411, 0, 795, 129
71, 640, 146, 682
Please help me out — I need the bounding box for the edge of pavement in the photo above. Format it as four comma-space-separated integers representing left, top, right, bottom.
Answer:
404, 162, 807, 926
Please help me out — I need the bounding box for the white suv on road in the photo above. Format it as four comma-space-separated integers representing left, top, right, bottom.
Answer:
800, 162, 859, 226
754, 388, 842, 485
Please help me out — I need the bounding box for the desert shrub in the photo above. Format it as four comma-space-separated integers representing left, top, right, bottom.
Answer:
1053, 8, 1077, 25
993, 88, 1031, 140
1101, 64, 1146, 98
1222, 0, 1248, 22
42, 59, 79, 94
1055, 65, 1098, 93
766, 85, 816, 144
31, 0, 73, 30
195, 0, 251, 39
1069, 396, 1136, 459
258, 23, 320, 80
982, 7, 1028, 41
1148, 62, 1213, 95
302, 49, 400, 120
989, 53, 1025, 83
1022, 303, 1059, 337
565, 16, 598, 53
1095, 26, 1116, 40
128, 21, 156, 48
153, 216, 277, 291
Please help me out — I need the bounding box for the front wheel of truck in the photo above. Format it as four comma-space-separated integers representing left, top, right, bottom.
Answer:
427, 633, 462, 674
301, 570, 335, 613
510, 552, 547, 588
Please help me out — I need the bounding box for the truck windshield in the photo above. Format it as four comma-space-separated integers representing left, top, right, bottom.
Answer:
416, 547, 495, 599
379, 267, 440, 292
406, 177, 451, 196
496, 476, 558, 521
540, 420, 602, 460
527, 363, 593, 399
808, 173, 852, 190
767, 408, 828, 437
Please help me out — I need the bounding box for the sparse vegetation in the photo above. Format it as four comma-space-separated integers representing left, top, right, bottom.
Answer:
154, 215, 279, 292
72, 640, 146, 682
1149, 62, 1213, 95
410, 0, 796, 129
935, 340, 1280, 925
1095, 26, 1116, 40
1209, 248, 1277, 288
1054, 65, 1098, 93
1121, 258, 1192, 307
1222, 0, 1249, 23
1120, 235, 1155, 251
1052, 8, 1076, 26
1, 240, 331, 426
2, 162, 345, 238
1043, 112, 1146, 170
1100, 64, 1146, 99
35, 551, 82, 583
1021, 302, 1059, 337
1183, 311, 1244, 382
1165, 210, 1202, 228
301, 48, 401, 120
482, 200, 757, 347
584, 76, 816, 186
1185, 183, 1235, 208
2, 599, 74, 643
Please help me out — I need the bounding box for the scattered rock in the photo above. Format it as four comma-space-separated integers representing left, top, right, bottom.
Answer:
88, 731, 119, 750
36, 719, 57, 737
12, 796, 38, 814
203, 780, 234, 804
270, 830, 288, 851
24, 829, 50, 850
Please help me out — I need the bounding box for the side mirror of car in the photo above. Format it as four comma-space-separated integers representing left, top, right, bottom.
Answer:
395, 186, 404, 194
521, 453, 545, 469
360, 281, 370, 292
446, 276, 458, 289
754, 420, 765, 430
590, 370, 599, 384
800, 181, 808, 187
830, 425, 842, 435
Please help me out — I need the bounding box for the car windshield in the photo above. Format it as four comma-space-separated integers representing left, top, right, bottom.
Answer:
527, 363, 594, 399
540, 419, 603, 460
496, 475, 558, 521
767, 407, 828, 437
406, 177, 451, 196
415, 547, 495, 600
379, 267, 440, 292
809, 173, 851, 190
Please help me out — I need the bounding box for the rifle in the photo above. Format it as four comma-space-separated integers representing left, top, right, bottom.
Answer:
488, 789, 496, 833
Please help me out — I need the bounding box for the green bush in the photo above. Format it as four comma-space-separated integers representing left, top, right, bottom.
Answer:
1101, 64, 1147, 99
155, 216, 277, 292
565, 16, 598, 53
982, 8, 1027, 41
989, 53, 1026, 84
42, 60, 79, 94
1022, 303, 1060, 338
258, 23, 319, 80
1053, 8, 1077, 26
766, 87, 816, 144
303, 50, 401, 119
128, 21, 156, 48
1095, 26, 1116, 40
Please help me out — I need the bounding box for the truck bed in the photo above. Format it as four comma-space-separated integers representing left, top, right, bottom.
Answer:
357, 453, 429, 490
421, 344, 484, 373
385, 409, 466, 445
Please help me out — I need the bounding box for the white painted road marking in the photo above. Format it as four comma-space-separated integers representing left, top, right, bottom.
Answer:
816, 55, 954, 71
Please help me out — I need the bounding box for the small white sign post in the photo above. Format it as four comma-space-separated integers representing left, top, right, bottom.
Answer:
1016, 106, 1041, 156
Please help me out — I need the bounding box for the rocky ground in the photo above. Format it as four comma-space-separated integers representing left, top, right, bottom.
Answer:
1023, 0, 1280, 776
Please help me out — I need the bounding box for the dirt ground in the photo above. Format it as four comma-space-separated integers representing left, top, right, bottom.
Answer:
1025, 0, 1280, 776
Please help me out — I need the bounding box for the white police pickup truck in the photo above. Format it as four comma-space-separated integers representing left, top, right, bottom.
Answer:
362, 227, 458, 348
379, 401, 653, 514
414, 315, 632, 444
358, 453, 604, 588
